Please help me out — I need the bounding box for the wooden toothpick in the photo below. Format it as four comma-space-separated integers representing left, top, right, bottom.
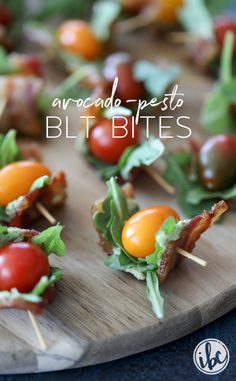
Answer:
142, 165, 176, 195
177, 247, 207, 267
27, 310, 47, 351
36, 202, 57, 225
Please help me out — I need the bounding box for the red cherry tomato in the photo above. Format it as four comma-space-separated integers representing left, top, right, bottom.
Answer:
0, 5, 12, 27
103, 52, 144, 103
214, 16, 236, 53
0, 242, 49, 293
122, 206, 179, 258
89, 117, 140, 164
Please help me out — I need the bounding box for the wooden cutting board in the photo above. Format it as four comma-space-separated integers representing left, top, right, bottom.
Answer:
0, 35, 236, 375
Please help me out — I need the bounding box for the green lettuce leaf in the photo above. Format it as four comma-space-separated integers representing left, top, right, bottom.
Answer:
146, 271, 164, 320
32, 225, 65, 257
134, 61, 181, 98
178, 0, 214, 40
119, 137, 165, 180
0, 129, 23, 169
187, 182, 236, 205
91, 0, 121, 41
0, 226, 29, 247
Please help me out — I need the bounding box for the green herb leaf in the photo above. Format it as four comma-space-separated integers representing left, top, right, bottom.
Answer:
30, 175, 52, 191
178, 0, 214, 40
0, 226, 29, 247
201, 90, 235, 135
187, 182, 236, 205
91, 0, 121, 41
119, 136, 165, 180
32, 267, 62, 295
0, 206, 10, 223
0, 129, 23, 169
146, 271, 164, 320
134, 61, 181, 98
32, 225, 65, 257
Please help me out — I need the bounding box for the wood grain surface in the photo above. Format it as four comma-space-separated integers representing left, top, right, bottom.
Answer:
0, 34, 236, 375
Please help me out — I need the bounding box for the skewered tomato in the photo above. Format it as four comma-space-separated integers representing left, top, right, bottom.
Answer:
157, 0, 184, 24
214, 16, 236, 53
103, 52, 144, 103
0, 161, 51, 206
57, 20, 101, 60
0, 242, 49, 292
89, 117, 140, 164
197, 135, 236, 191
122, 206, 179, 258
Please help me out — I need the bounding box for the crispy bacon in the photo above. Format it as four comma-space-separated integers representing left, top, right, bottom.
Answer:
157, 200, 228, 283
3, 171, 67, 228
0, 76, 43, 138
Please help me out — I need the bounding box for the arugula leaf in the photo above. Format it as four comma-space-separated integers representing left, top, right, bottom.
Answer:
32, 225, 65, 257
164, 154, 214, 216
30, 175, 52, 191
0, 129, 23, 169
32, 267, 62, 295
0, 226, 30, 247
202, 31, 236, 135
134, 61, 181, 98
119, 137, 165, 180
0, 48, 16, 75
187, 182, 236, 205
91, 1, 121, 41
146, 271, 164, 320
201, 90, 235, 135
0, 206, 10, 223
178, 0, 214, 40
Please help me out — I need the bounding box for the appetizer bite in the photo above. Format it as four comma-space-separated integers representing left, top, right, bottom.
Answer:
0, 131, 66, 227
164, 134, 236, 216
77, 109, 166, 182
0, 224, 65, 314
92, 177, 228, 319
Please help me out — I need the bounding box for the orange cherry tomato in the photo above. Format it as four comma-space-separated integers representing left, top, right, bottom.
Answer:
0, 161, 51, 206
57, 20, 102, 61
122, 206, 179, 258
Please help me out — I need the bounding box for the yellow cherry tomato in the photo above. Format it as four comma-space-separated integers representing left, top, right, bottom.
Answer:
0, 161, 51, 206
57, 20, 102, 60
122, 206, 179, 258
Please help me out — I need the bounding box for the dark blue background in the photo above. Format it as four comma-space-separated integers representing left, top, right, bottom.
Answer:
1, 309, 235, 381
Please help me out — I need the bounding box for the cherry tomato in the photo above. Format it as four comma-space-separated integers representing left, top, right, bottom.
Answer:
0, 242, 49, 292
57, 20, 101, 61
122, 206, 179, 258
103, 52, 144, 103
89, 117, 140, 164
0, 4, 12, 27
197, 135, 236, 191
214, 16, 236, 53
0, 161, 51, 206
157, 0, 184, 24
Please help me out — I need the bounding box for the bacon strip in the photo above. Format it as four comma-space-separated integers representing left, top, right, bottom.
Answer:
0, 76, 43, 138
157, 200, 228, 283
4, 171, 67, 228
